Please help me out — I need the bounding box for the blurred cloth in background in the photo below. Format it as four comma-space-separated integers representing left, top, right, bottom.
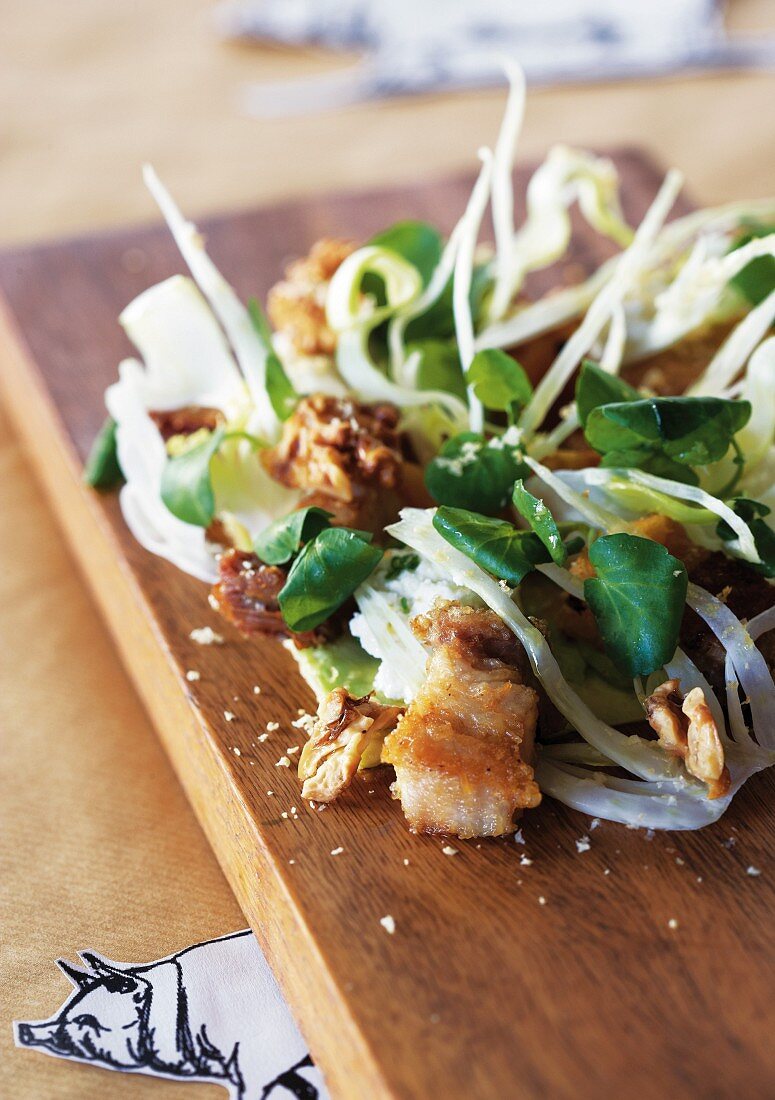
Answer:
217, 0, 775, 115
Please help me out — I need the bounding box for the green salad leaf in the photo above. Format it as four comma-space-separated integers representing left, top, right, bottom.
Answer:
247, 298, 298, 422
598, 448, 700, 485
253, 506, 333, 565
585, 396, 751, 468
583, 533, 688, 677
405, 263, 491, 341
161, 427, 226, 526
575, 360, 640, 427
729, 221, 775, 306
433, 506, 580, 586
424, 431, 529, 515
512, 479, 568, 565
716, 497, 775, 578
407, 339, 467, 400
279, 528, 383, 633
369, 221, 443, 287
84, 416, 123, 489
466, 348, 533, 422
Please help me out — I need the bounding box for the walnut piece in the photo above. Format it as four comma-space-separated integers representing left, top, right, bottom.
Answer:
645, 679, 730, 799
298, 689, 403, 803
267, 238, 356, 357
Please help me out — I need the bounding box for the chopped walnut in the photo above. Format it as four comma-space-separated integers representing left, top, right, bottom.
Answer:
267, 238, 356, 356
261, 394, 414, 532
298, 689, 403, 803
645, 679, 731, 799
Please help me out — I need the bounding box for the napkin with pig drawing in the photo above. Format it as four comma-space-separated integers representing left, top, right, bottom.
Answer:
14, 929, 328, 1099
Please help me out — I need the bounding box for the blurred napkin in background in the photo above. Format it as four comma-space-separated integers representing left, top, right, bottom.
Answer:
216, 0, 775, 116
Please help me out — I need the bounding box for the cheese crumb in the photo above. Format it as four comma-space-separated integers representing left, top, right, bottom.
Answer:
747, 865, 762, 877
286, 746, 300, 755
538, 896, 547, 906
589, 818, 601, 830
185, 670, 201, 682
266, 721, 280, 732
330, 846, 344, 856
224, 711, 236, 722
207, 593, 220, 611
275, 756, 291, 768
190, 626, 223, 645
442, 845, 458, 856
232, 747, 241, 756
403, 858, 410, 866
668, 918, 679, 929
257, 733, 269, 742
513, 828, 525, 845
575, 836, 591, 853
253, 685, 262, 694
520, 855, 533, 866
379, 915, 396, 935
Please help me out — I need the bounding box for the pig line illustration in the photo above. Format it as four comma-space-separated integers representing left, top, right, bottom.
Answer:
14, 930, 326, 1099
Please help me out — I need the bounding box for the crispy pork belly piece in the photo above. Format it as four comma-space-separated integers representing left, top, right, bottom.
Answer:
148, 406, 224, 441
267, 238, 356, 356
261, 394, 412, 532
210, 549, 333, 649
382, 601, 541, 838
645, 679, 730, 799
681, 552, 775, 698
298, 689, 403, 802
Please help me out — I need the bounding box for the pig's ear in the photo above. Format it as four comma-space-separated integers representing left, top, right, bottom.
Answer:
55, 959, 93, 990
79, 953, 141, 995
79, 952, 127, 977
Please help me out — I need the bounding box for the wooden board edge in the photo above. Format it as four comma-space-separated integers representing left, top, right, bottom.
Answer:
0, 292, 394, 1100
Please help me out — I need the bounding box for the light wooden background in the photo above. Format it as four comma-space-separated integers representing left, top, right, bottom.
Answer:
1, 2, 774, 1097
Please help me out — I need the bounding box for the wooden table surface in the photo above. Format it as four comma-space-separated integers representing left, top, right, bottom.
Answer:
1, 3, 774, 1098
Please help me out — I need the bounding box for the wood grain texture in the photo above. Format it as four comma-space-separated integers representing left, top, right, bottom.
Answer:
1, 155, 773, 1100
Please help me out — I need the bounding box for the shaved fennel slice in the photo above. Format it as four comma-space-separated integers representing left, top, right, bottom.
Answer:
489, 60, 527, 323
535, 759, 733, 830
353, 584, 427, 704
687, 583, 775, 748
454, 149, 495, 433
387, 509, 686, 784
476, 264, 611, 353
688, 288, 775, 397
519, 170, 683, 439
585, 467, 760, 563
627, 233, 775, 359
734, 336, 775, 472
106, 361, 217, 582
119, 275, 246, 414
523, 456, 624, 533
142, 165, 280, 440
599, 303, 627, 375
326, 244, 469, 425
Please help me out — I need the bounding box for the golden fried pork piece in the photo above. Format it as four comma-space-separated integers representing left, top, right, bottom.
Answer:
298, 690, 403, 803
645, 679, 730, 799
382, 601, 541, 838
267, 238, 356, 357
210, 548, 335, 649
261, 394, 424, 532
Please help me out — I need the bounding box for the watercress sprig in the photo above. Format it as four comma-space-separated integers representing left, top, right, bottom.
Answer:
465, 348, 533, 425
247, 298, 298, 422
583, 533, 688, 677
253, 506, 333, 565
84, 416, 123, 489
278, 528, 383, 632
433, 506, 583, 586
425, 431, 529, 515
716, 497, 775, 577
512, 479, 568, 565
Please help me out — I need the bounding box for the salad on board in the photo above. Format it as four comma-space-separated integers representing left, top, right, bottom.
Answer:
87, 68, 775, 840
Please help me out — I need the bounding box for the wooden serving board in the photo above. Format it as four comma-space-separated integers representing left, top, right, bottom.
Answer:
1, 153, 773, 1100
